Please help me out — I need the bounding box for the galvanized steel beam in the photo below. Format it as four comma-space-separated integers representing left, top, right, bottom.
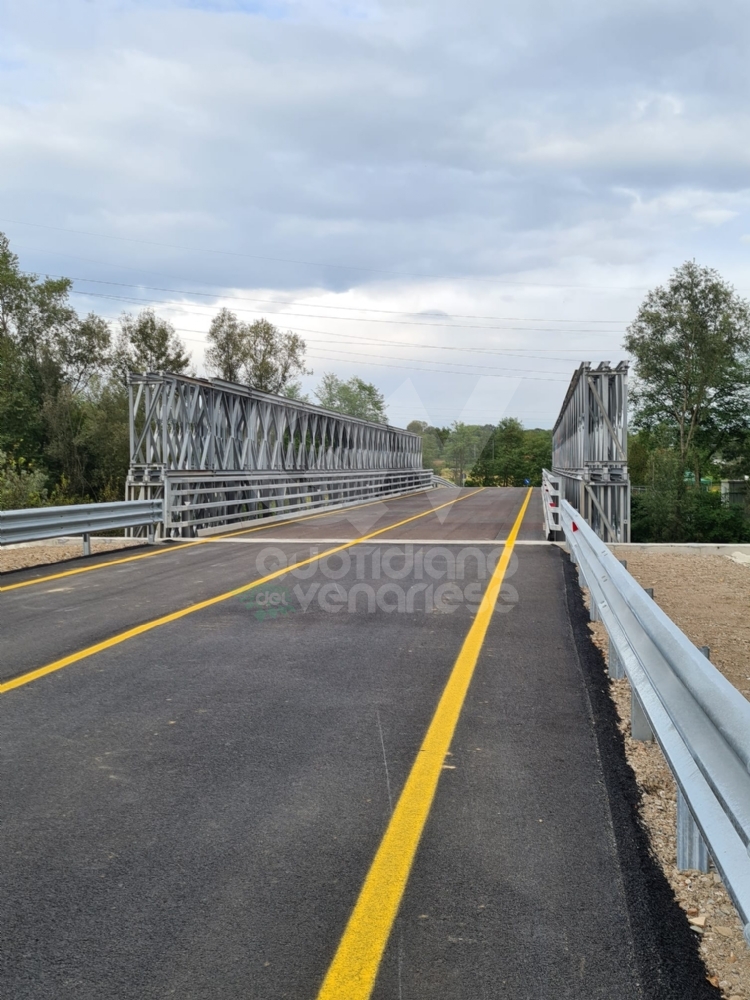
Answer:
551, 362, 630, 542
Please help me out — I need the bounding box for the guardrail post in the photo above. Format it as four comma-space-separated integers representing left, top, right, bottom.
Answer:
590, 600, 600, 621
82, 533, 91, 557
608, 638, 625, 679
631, 690, 653, 741
677, 788, 709, 872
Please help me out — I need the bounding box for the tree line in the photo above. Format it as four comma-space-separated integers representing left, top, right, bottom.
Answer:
407, 418, 551, 487
0, 232, 388, 508
3, 226, 749, 542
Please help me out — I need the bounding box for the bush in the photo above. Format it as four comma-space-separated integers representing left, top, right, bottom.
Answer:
0, 450, 48, 510
631, 488, 750, 543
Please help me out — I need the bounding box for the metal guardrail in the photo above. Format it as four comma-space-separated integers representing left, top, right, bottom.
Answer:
0, 501, 163, 555
559, 496, 750, 945
431, 474, 457, 488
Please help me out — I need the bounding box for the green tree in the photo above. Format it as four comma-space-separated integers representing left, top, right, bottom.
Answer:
624, 261, 750, 482
444, 422, 491, 484
468, 420, 552, 486
204, 308, 248, 383
114, 309, 192, 378
243, 318, 309, 394
315, 373, 387, 422
56, 313, 112, 393
406, 421, 448, 472
0, 450, 48, 509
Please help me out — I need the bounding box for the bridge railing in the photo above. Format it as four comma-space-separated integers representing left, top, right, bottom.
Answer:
560, 497, 750, 945
159, 469, 432, 536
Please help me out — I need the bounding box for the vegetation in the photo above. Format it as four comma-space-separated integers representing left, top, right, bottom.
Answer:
0, 231, 317, 508
315, 374, 387, 423
205, 310, 309, 395
467, 419, 552, 487
626, 261, 750, 542
9, 228, 744, 544
406, 418, 551, 486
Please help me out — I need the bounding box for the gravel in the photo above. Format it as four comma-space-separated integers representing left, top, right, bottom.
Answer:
0, 538, 144, 575
583, 548, 750, 1000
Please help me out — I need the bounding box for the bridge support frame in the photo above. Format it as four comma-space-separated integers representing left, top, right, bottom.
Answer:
551, 362, 630, 542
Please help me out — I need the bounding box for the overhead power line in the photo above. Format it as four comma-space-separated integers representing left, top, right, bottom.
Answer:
165, 324, 573, 382
25, 270, 628, 324
3, 217, 653, 289
65, 285, 627, 338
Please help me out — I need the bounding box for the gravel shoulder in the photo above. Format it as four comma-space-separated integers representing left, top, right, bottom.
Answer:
583, 549, 750, 1000
0, 538, 144, 574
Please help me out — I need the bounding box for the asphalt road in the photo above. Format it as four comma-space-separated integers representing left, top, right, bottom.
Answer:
0, 488, 714, 999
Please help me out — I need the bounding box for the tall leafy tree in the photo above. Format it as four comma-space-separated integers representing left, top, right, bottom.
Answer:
56, 313, 112, 393
204, 308, 248, 383
315, 373, 387, 422
243, 318, 309, 394
114, 309, 192, 378
624, 261, 750, 479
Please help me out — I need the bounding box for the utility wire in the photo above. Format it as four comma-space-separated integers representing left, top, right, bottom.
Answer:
2, 217, 655, 289
67, 286, 627, 346
164, 324, 572, 381
24, 268, 628, 324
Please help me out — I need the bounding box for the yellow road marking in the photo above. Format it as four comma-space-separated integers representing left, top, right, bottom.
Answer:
315, 487, 532, 1000
0, 489, 483, 695
0, 487, 438, 594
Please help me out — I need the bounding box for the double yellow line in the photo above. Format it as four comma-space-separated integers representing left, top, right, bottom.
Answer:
0, 488, 483, 694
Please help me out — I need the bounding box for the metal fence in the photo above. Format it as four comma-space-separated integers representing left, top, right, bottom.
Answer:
560, 497, 750, 944
126, 372, 426, 535
0, 501, 162, 555
552, 362, 630, 542
162, 469, 432, 536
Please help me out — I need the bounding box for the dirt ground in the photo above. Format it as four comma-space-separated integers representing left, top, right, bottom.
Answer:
584, 549, 750, 1000
0, 537, 144, 575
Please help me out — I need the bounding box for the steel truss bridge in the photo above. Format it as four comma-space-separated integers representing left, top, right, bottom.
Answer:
5, 360, 750, 999
126, 372, 429, 536
549, 361, 630, 543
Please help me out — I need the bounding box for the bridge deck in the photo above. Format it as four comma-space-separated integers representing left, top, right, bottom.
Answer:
0, 488, 710, 999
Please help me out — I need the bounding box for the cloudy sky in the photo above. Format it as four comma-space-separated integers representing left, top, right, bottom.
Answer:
1, 0, 749, 428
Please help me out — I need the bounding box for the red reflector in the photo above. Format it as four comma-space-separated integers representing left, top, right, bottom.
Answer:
572, 522, 579, 532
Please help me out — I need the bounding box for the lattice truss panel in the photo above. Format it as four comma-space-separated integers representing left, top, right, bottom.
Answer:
551, 362, 631, 543
126, 372, 425, 535
128, 373, 421, 474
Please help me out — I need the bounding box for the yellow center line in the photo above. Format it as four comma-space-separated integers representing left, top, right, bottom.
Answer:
315, 487, 532, 1000
0, 488, 483, 695
0, 486, 441, 593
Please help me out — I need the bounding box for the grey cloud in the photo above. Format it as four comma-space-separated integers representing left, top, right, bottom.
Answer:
0, 0, 748, 425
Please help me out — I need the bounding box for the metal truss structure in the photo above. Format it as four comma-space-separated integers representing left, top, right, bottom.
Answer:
551, 362, 630, 542
126, 372, 426, 535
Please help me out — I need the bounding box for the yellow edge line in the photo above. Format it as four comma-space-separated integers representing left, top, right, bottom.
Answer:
0, 487, 438, 593
0, 489, 483, 695
315, 487, 533, 1000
